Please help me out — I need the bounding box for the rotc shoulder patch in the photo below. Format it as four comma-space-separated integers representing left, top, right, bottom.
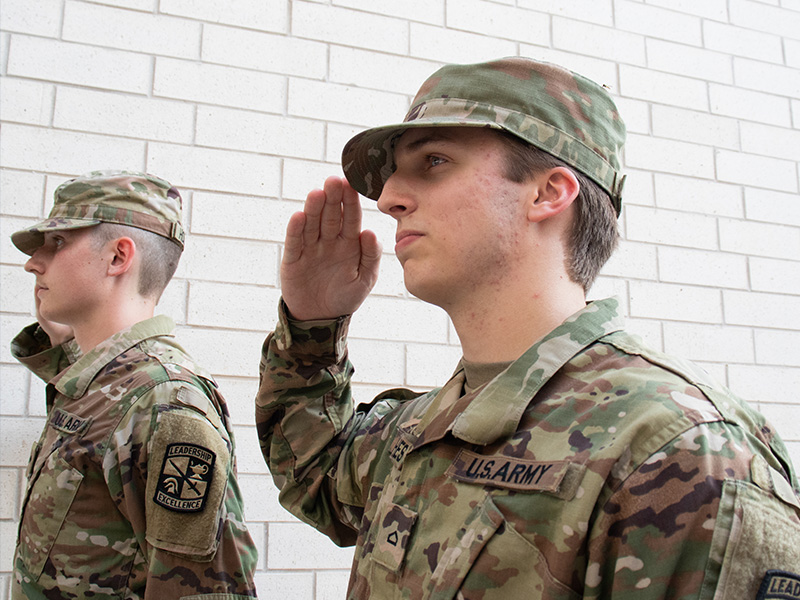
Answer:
154, 443, 216, 513
757, 570, 800, 600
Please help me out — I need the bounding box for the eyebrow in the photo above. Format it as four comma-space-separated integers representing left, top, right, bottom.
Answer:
394, 131, 456, 158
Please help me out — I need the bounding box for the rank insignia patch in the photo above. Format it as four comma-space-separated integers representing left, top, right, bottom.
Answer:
154, 443, 216, 513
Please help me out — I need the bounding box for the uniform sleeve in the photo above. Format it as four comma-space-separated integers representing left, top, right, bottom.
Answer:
107, 381, 259, 599
585, 420, 800, 599
255, 300, 408, 546
11, 322, 79, 381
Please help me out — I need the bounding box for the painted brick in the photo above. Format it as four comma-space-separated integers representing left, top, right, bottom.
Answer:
517, 0, 613, 24
288, 77, 408, 126
28, 374, 48, 417
651, 105, 738, 150
188, 281, 281, 330
795, 100, 800, 128
147, 142, 281, 197
292, 1, 407, 54
7, 36, 151, 94
740, 121, 800, 161
745, 188, 800, 227
616, 0, 701, 45
625, 206, 718, 250
1, 217, 35, 269
624, 135, 714, 179
619, 169, 655, 208
619, 65, 708, 110
663, 322, 754, 363
759, 403, 800, 439
703, 21, 783, 63
160, 0, 288, 32
658, 247, 748, 289
202, 25, 327, 78
734, 57, 800, 98
0, 365, 28, 415
629, 281, 722, 323
716, 150, 797, 193
327, 123, 368, 164
282, 159, 343, 201
0, 417, 45, 466
0, 78, 54, 126
724, 290, 800, 329
1, 264, 33, 314
0, 124, 146, 175
642, 0, 727, 20
646, 40, 731, 84
238, 474, 296, 522
154, 58, 286, 113
654, 174, 743, 217
63, 1, 201, 59
611, 97, 649, 134
349, 296, 450, 343
553, 17, 645, 65
0, 469, 20, 519
175, 325, 268, 378
729, 0, 800, 40
445, 0, 549, 43
196, 107, 324, 159
54, 87, 194, 143
719, 218, 800, 259
729, 365, 800, 406
183, 237, 279, 285
191, 193, 301, 243
750, 257, 800, 295
709, 83, 791, 127
370, 252, 407, 298
410, 22, 517, 63
85, 0, 155, 10
231, 425, 270, 475
348, 337, 405, 385
254, 572, 314, 600
788, 39, 800, 68
211, 377, 258, 426
332, 0, 444, 24
330, 46, 440, 95
0, 170, 46, 217
156, 279, 187, 324
268, 522, 355, 569
0, 0, 62, 37
0, 523, 20, 582
600, 241, 658, 280
316, 571, 351, 600
755, 329, 800, 367
406, 343, 465, 388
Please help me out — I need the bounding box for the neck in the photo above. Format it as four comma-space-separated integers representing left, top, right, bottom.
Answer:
448, 273, 585, 364
73, 295, 156, 354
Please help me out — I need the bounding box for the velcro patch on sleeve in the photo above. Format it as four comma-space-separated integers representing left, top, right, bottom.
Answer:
154, 443, 215, 513
757, 570, 800, 600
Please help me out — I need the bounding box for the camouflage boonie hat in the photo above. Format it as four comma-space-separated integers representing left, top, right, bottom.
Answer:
11, 170, 185, 255
341, 56, 627, 215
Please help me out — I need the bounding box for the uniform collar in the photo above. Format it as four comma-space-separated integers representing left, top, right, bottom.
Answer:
412, 298, 625, 448
53, 315, 176, 399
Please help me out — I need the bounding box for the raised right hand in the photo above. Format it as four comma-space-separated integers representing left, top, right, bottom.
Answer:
35, 294, 74, 346
280, 176, 382, 321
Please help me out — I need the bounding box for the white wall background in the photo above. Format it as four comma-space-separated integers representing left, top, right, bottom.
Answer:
1, 0, 799, 597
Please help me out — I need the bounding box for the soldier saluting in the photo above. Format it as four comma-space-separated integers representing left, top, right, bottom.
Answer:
255, 57, 800, 598
10, 171, 258, 599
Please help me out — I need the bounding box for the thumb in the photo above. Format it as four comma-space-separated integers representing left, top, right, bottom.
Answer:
359, 230, 382, 281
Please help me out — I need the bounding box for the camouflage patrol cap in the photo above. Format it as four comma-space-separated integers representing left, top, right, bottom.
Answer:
341, 56, 627, 215
11, 170, 185, 255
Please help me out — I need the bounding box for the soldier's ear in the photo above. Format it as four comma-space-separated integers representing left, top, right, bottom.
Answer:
526, 167, 579, 224
106, 237, 137, 278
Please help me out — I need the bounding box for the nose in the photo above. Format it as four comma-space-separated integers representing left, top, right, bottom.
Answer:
24, 248, 45, 274
377, 173, 416, 218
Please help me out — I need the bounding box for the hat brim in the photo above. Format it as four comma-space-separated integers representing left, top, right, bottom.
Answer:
11, 217, 101, 255
342, 118, 504, 201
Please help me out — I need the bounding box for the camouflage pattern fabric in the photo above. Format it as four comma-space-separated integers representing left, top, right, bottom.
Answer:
11, 170, 186, 255
341, 57, 627, 214
256, 297, 800, 599
11, 316, 258, 599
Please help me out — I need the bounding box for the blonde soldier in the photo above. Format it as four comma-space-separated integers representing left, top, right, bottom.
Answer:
255, 58, 800, 598
10, 171, 258, 599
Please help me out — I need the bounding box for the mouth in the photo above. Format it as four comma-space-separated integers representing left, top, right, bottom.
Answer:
395, 230, 423, 252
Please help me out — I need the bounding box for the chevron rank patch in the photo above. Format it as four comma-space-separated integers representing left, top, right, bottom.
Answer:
154, 443, 216, 513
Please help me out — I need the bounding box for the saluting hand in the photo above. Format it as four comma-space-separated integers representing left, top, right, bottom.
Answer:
34, 294, 74, 347
280, 176, 382, 320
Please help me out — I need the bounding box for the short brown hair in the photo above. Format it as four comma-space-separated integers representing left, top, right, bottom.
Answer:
90, 223, 181, 301
497, 131, 619, 293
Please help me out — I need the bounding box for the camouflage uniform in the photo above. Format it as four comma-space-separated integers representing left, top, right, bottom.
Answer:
11, 317, 258, 599
256, 298, 800, 599
10, 171, 258, 599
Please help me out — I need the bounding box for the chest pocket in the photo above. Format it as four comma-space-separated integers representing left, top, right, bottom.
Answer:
18, 447, 84, 578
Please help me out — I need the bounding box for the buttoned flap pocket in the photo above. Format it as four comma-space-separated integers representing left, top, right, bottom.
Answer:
701, 479, 800, 600
370, 502, 419, 572
18, 450, 84, 578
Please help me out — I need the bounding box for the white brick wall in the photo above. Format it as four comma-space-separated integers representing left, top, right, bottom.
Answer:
2, 2, 799, 598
